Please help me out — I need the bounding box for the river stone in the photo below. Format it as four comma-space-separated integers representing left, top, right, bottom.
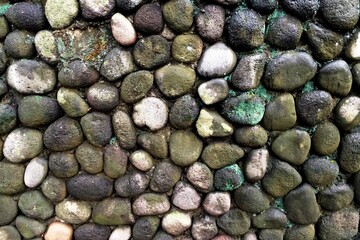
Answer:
7, 60, 56, 94
100, 48, 135, 81
172, 181, 201, 210
170, 130, 202, 166
169, 95, 200, 129
163, 0, 193, 33
197, 42, 236, 78
112, 110, 137, 150
303, 157, 339, 187
133, 97, 168, 131
66, 173, 113, 201
203, 192, 231, 216
153, 231, 174, 240
259, 229, 285, 240
130, 150, 154, 172
104, 142, 128, 178
222, 93, 265, 125
150, 161, 182, 192
80, 0, 115, 19
41, 176, 67, 203
18, 95, 63, 127
81, 112, 112, 147
138, 131, 168, 159
120, 70, 154, 103
44, 117, 83, 151
198, 78, 229, 105
134, 4, 164, 35
234, 184, 270, 213
196, 109, 233, 138
109, 226, 131, 240
5, 2, 46, 31
3, 128, 43, 163
155, 64, 196, 97
0, 162, 25, 194
35, 30, 59, 64
162, 210, 191, 236
44, 222, 73, 240
187, 162, 214, 193
263, 51, 317, 91
15, 216, 46, 239
172, 34, 203, 63
285, 225, 315, 240
345, 31, 360, 60
262, 93, 297, 131
214, 164, 244, 191
114, 171, 149, 197
282, 0, 319, 19
195, 4, 225, 42
306, 23, 344, 61
318, 60, 352, 96
92, 198, 134, 225
262, 158, 302, 197
318, 207, 359, 240
4, 30, 35, 59
87, 82, 119, 112
226, 9, 265, 50
335, 96, 360, 131
202, 142, 244, 169
252, 208, 288, 228
132, 193, 170, 216
74, 223, 111, 240
0, 104, 16, 134
191, 215, 218, 240
319, 0, 359, 31
133, 216, 160, 240
339, 132, 360, 173
133, 35, 171, 70
231, 53, 265, 91
245, 148, 269, 182
116, 0, 145, 11
234, 125, 268, 148
217, 209, 250, 236
24, 157, 48, 188
266, 14, 303, 50
76, 141, 104, 174
49, 152, 79, 178
0, 226, 21, 240
45, 0, 79, 29
271, 129, 311, 165
318, 183, 354, 211
312, 122, 340, 155
55, 199, 91, 224
57, 87, 89, 118
248, 0, 277, 14
18, 190, 54, 220
58, 60, 99, 88
284, 184, 321, 224
0, 194, 18, 225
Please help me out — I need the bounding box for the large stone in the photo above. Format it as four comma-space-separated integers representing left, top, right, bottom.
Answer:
163, 0, 193, 32
18, 190, 54, 220
45, 0, 79, 29
202, 142, 244, 169
55, 199, 91, 224
0, 162, 25, 195
5, 2, 46, 31
217, 209, 251, 236
100, 48, 135, 81
133, 97, 168, 131
0, 194, 18, 225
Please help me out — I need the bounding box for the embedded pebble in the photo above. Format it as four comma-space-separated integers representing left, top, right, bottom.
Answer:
0, 194, 18, 225
134, 4, 164, 35
218, 209, 251, 236
112, 110, 137, 149
234, 125, 268, 148
104, 142, 128, 178
187, 162, 214, 193
4, 30, 35, 59
41, 176, 67, 203
18, 190, 54, 220
214, 164, 244, 191
312, 122, 340, 155
76, 141, 104, 174
317, 183, 354, 211
335, 95, 360, 131
163, 0, 193, 33
170, 130, 203, 166
114, 171, 149, 197
129, 150, 154, 172
234, 184, 270, 213
133, 97, 168, 131
172, 34, 203, 63
303, 157, 339, 187
0, 104, 17, 135
15, 215, 46, 239
92, 198, 134, 225
137, 131, 169, 159
57, 87, 89, 117
339, 132, 360, 173
5, 2, 46, 31
0, 226, 21, 240
49, 152, 79, 178
0, 162, 25, 194
196, 108, 233, 138
150, 161, 182, 192
282, 0, 319, 19
169, 95, 200, 129
35, 30, 58, 63
58, 60, 99, 88
132, 193, 170, 216
202, 142, 244, 169
109, 226, 131, 240
191, 215, 218, 240
244, 148, 269, 182
120, 70, 154, 103
24, 157, 48, 188
133, 216, 160, 240
252, 207, 288, 228
87, 82, 120, 111
81, 112, 112, 147
74, 223, 111, 240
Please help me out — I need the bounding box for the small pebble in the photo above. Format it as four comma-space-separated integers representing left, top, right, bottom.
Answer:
0, 162, 25, 194
252, 207, 288, 228
214, 164, 244, 191
44, 222, 73, 240
162, 210, 192, 236
45, 0, 79, 29
133, 97, 168, 131
76, 141, 104, 174
170, 130, 203, 166
92, 198, 134, 225
303, 157, 339, 187
202, 142, 244, 169
35, 30, 59, 64
57, 87, 90, 117
312, 122, 340, 155
0, 194, 18, 225
339, 132, 360, 173
218, 209, 251, 236
203, 191, 231, 216
245, 148, 269, 182
41, 176, 67, 203
87, 82, 120, 111
116, 0, 145, 11
58, 60, 99, 88
0, 16, 10, 39
24, 157, 48, 188
49, 152, 79, 178
283, 0, 319, 19
5, 2, 46, 31
248, 0, 277, 14
18, 190, 54, 220
234, 184, 270, 213
335, 95, 360, 131
133, 216, 160, 240
317, 183, 354, 211
169, 95, 200, 129
150, 161, 182, 192
80, 112, 112, 147
0, 104, 17, 135
104, 142, 128, 178
0, 226, 21, 240
120, 70, 154, 104
112, 110, 137, 149
74, 223, 111, 240
198, 78, 229, 105
132, 193, 170, 216
172, 34, 203, 63
138, 131, 169, 158
285, 225, 315, 240
114, 171, 149, 197
15, 215, 46, 239
234, 125, 268, 148
4, 30, 35, 59
192, 215, 218, 240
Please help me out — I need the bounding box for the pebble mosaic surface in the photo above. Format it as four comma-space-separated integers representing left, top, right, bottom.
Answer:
0, 0, 360, 239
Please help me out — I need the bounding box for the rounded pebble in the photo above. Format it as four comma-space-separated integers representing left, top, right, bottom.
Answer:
45, 0, 79, 29
133, 97, 168, 131
24, 157, 48, 188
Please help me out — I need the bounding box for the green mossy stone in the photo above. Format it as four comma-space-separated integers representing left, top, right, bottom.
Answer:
15, 215, 46, 239
339, 132, 360, 173
234, 125, 268, 148
252, 207, 288, 228
0, 104, 17, 134
303, 157, 339, 187
133, 216, 160, 240
150, 161, 182, 192
55, 199, 91, 224
217, 209, 251, 236
0, 161, 26, 194
120, 70, 154, 103
202, 142, 244, 169
45, 0, 79, 29
0, 194, 18, 225
18, 190, 54, 220
317, 183, 354, 211
163, 0, 193, 33
92, 198, 134, 225
75, 141, 104, 175
0, 226, 21, 240
285, 224, 315, 240
40, 176, 67, 203
80, 112, 112, 147
234, 185, 271, 213
57, 87, 89, 118
312, 122, 340, 155
214, 164, 244, 191
172, 34, 203, 63
196, 108, 233, 138
169, 94, 200, 129
137, 131, 168, 159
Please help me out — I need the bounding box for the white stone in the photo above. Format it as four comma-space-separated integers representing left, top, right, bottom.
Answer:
198, 78, 229, 105
34, 30, 58, 64
109, 226, 132, 240
129, 150, 154, 172
172, 181, 201, 210
45, 0, 79, 29
346, 31, 360, 60
337, 96, 360, 124
24, 157, 48, 188
197, 42, 237, 78
111, 13, 137, 46
133, 97, 168, 131
203, 192, 231, 216
162, 210, 192, 236
245, 148, 269, 182
44, 222, 73, 240
55, 199, 92, 224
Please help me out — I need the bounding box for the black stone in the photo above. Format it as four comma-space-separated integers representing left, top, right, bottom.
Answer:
282, 0, 319, 19
5, 2, 46, 31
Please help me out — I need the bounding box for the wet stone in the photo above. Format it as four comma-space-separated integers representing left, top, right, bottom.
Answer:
66, 173, 113, 201
55, 199, 91, 224
234, 184, 271, 214
5, 2, 45, 31
138, 131, 168, 159
312, 122, 340, 155
170, 130, 203, 166
49, 152, 79, 178
162, 210, 192, 236
58, 60, 99, 88
306, 23, 344, 61
345, 31, 360, 60
100, 48, 135, 81
234, 125, 268, 148
231, 53, 266, 91
226, 9, 265, 50
80, 0, 115, 19
0, 104, 17, 135
4, 30, 35, 59
133, 216, 160, 240
45, 0, 79, 29
81, 112, 112, 147
0, 194, 18, 225
248, 0, 277, 14
35, 30, 59, 64
133, 97, 168, 131
214, 164, 244, 191
44, 117, 84, 152
163, 0, 193, 33
195, 4, 225, 42
57, 87, 90, 118
282, 0, 319, 20
74, 223, 111, 240
203, 191, 231, 216
150, 161, 182, 192
317, 183, 354, 211
112, 110, 137, 150
18, 190, 54, 220
202, 142, 244, 169
41, 176, 67, 203
132, 193, 170, 216
266, 14, 303, 50
198, 78, 229, 105
318, 60, 352, 97
252, 208, 288, 229
187, 162, 214, 193
76, 141, 104, 174
351, 62, 360, 87
134, 4, 164, 35
18, 95, 63, 127
196, 108, 233, 138
172, 34, 203, 63
245, 148, 269, 182
114, 170, 149, 197
263, 51, 317, 92
104, 142, 128, 178
303, 157, 339, 187
285, 225, 315, 240
92, 198, 134, 225
339, 132, 360, 173
87, 82, 119, 112
218, 209, 251, 236
191, 215, 218, 240
169, 95, 199, 129
120, 70, 154, 104
15, 215, 46, 239
335, 96, 360, 131
197, 42, 237, 78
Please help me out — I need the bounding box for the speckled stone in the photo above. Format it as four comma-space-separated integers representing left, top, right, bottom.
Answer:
132, 193, 170, 216
172, 34, 203, 63
134, 4, 164, 35
170, 130, 203, 166
0, 161, 25, 194
100, 48, 135, 81
198, 78, 229, 105
187, 162, 214, 193
162, 210, 192, 236
45, 0, 79, 29
55, 199, 91, 224
196, 108, 233, 138
196, 4, 225, 42
203, 191, 231, 216
214, 164, 244, 191
218, 209, 251, 236
120, 70, 154, 104
133, 97, 168, 131
202, 142, 244, 169
163, 0, 193, 33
